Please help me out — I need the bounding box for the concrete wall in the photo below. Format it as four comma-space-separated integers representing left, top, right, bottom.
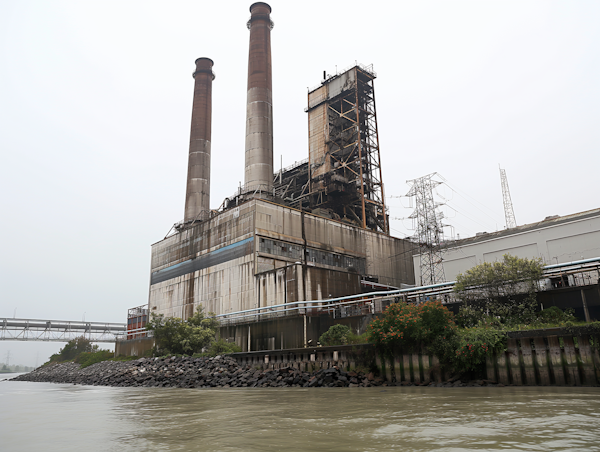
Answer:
115, 337, 155, 357
149, 199, 415, 319
413, 209, 600, 283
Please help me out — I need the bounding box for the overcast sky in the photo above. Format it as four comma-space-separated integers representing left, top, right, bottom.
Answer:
1, 0, 599, 366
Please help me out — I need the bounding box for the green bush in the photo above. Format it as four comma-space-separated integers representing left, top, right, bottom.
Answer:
59, 337, 98, 361
146, 308, 219, 355
44, 336, 105, 366
452, 327, 507, 373
367, 301, 457, 354
347, 331, 369, 344
319, 324, 353, 346
454, 254, 543, 325
204, 339, 242, 356
367, 302, 421, 351
75, 350, 114, 368
536, 306, 576, 324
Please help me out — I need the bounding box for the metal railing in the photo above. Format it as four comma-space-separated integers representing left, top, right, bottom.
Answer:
214, 257, 600, 326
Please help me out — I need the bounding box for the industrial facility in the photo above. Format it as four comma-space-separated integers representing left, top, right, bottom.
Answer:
413, 208, 600, 284
146, 2, 416, 349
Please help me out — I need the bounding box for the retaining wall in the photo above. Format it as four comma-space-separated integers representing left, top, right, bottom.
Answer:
229, 330, 600, 386
115, 337, 155, 357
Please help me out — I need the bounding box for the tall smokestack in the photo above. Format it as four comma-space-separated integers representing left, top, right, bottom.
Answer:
244, 2, 273, 194
184, 57, 214, 222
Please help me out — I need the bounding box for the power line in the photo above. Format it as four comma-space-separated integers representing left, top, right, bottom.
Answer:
437, 174, 505, 225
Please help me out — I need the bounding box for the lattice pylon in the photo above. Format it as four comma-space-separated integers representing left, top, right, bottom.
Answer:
406, 173, 446, 285
499, 166, 517, 229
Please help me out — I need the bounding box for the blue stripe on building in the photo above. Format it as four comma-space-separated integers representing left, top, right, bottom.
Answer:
150, 237, 254, 285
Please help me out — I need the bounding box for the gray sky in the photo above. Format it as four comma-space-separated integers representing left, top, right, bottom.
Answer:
1, 0, 599, 366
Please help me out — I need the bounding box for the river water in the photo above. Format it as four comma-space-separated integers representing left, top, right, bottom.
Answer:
1, 374, 600, 451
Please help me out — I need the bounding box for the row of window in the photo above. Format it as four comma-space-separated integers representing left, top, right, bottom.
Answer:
259, 238, 365, 273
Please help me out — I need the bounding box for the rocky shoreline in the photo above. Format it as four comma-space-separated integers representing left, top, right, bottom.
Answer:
11, 355, 500, 388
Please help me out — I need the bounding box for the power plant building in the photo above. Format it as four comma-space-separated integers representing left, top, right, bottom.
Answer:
412, 208, 600, 284
147, 3, 416, 345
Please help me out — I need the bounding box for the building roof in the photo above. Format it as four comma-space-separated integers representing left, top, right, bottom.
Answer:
443, 207, 600, 249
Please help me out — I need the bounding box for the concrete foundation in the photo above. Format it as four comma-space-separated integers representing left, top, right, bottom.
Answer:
115, 337, 155, 357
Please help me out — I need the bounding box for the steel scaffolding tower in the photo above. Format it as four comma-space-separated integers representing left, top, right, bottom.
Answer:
306, 64, 388, 233
499, 166, 517, 229
406, 173, 446, 285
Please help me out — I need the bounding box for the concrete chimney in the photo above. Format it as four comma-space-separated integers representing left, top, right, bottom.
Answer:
184, 57, 215, 222
244, 2, 273, 193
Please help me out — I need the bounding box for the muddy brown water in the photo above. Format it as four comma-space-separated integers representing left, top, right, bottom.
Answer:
1, 376, 599, 451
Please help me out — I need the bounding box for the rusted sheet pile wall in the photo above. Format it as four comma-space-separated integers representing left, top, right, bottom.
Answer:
486, 331, 600, 386
376, 331, 600, 386
226, 330, 600, 387
231, 343, 375, 372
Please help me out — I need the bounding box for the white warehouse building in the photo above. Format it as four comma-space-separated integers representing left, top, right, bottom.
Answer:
413, 208, 600, 284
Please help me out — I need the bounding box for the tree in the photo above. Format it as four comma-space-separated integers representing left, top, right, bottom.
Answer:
454, 254, 544, 325
58, 336, 98, 361
319, 324, 353, 346
146, 308, 219, 355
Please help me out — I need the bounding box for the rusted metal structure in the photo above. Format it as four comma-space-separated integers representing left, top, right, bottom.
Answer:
127, 304, 148, 339
146, 2, 417, 342
244, 2, 274, 195
184, 57, 215, 223
306, 64, 388, 233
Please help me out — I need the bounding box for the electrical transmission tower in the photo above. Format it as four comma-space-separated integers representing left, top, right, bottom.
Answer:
499, 166, 517, 229
406, 173, 446, 285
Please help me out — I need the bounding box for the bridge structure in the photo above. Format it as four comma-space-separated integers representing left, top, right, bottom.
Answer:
0, 318, 126, 343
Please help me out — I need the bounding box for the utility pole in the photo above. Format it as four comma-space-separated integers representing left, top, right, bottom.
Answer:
499, 166, 517, 229
406, 173, 446, 285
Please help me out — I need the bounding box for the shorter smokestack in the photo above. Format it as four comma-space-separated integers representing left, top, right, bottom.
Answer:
184, 57, 214, 222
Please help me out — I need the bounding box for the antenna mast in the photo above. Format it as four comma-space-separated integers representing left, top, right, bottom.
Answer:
406, 173, 446, 285
499, 166, 517, 229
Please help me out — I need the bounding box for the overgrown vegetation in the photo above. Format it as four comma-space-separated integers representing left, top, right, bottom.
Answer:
45, 336, 114, 367
367, 300, 459, 369
318, 324, 367, 346
454, 254, 544, 326
364, 254, 594, 374
204, 339, 242, 356
75, 350, 114, 368
146, 308, 241, 357
146, 309, 219, 355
